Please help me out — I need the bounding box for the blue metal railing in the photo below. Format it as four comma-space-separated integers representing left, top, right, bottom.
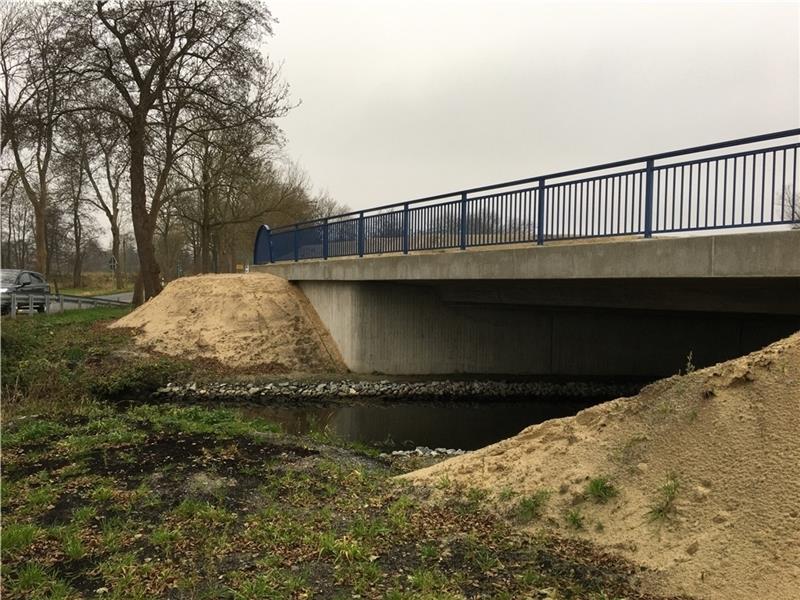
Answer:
254, 129, 800, 264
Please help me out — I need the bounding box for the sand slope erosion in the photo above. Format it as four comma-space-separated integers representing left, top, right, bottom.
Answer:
111, 274, 345, 373
403, 333, 800, 600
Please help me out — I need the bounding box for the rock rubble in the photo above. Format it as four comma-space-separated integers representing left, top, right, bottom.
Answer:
152, 379, 640, 402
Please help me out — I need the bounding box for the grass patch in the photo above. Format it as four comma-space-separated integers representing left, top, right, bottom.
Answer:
1, 523, 41, 557
586, 476, 618, 504
513, 490, 551, 523
565, 508, 585, 530
648, 473, 680, 521
0, 307, 684, 600
1, 306, 192, 418
0, 403, 679, 600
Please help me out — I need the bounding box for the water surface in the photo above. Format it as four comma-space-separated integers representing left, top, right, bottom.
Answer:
239, 397, 601, 450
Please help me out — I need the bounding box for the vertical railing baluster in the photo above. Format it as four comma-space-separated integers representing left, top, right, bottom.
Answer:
537, 178, 546, 245
792, 147, 798, 223
751, 153, 756, 225
402, 203, 409, 254
781, 149, 787, 223
644, 159, 654, 238
358, 211, 365, 257
323, 218, 329, 260
760, 153, 766, 224
293, 224, 299, 261
459, 192, 467, 250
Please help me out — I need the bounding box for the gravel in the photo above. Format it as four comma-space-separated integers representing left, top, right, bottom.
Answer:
151, 379, 641, 403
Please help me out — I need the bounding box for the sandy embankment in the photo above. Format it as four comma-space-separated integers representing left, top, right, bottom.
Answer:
403, 333, 800, 600
110, 273, 346, 374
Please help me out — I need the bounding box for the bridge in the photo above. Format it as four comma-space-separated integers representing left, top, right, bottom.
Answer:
254, 130, 800, 377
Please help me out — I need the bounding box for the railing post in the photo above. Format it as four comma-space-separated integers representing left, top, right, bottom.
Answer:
59, 294, 64, 313
29, 295, 35, 315
644, 159, 654, 238
293, 224, 299, 261
402, 204, 409, 255
536, 177, 546, 245
10, 293, 16, 318
358, 212, 365, 257
322, 218, 329, 260
459, 192, 468, 250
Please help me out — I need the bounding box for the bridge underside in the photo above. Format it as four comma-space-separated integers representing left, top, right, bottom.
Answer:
256, 231, 800, 377
297, 279, 797, 376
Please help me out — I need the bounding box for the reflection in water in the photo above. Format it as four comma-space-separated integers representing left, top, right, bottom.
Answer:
239, 398, 598, 450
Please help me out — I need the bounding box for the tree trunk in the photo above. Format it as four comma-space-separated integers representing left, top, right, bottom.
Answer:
33, 202, 48, 275
129, 116, 162, 302
111, 222, 122, 289
4, 197, 13, 267
72, 201, 82, 288
133, 271, 144, 306
200, 222, 211, 273
72, 251, 82, 288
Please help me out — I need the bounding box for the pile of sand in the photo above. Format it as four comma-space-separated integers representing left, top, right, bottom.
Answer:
111, 274, 346, 373
403, 332, 800, 600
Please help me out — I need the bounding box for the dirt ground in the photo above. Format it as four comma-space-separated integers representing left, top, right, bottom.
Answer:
111, 274, 346, 374
403, 332, 800, 600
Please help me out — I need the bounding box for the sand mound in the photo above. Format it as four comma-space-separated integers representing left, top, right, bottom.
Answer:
402, 333, 800, 600
111, 274, 346, 373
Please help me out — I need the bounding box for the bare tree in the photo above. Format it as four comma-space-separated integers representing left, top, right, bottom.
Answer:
78, 112, 129, 288
777, 186, 799, 228
1, 169, 35, 268
68, 0, 291, 301
312, 191, 350, 219
171, 122, 266, 273
1, 3, 78, 275
53, 117, 97, 287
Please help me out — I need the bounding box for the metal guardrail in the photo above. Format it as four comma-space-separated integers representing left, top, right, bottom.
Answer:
253, 129, 800, 264
2, 292, 130, 318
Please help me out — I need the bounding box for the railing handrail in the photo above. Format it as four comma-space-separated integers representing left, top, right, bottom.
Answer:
57, 293, 131, 306
4, 291, 131, 306
271, 128, 800, 232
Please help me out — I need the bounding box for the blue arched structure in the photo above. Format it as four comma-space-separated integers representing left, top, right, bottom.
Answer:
253, 224, 272, 264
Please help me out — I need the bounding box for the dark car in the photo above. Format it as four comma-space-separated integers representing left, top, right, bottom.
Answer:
1, 269, 51, 315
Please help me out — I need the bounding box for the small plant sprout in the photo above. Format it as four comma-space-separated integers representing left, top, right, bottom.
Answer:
648, 472, 680, 521
594, 521, 605, 533
565, 509, 585, 530
685, 351, 696, 374
586, 477, 618, 504
514, 490, 551, 523
498, 487, 516, 502
436, 475, 451, 489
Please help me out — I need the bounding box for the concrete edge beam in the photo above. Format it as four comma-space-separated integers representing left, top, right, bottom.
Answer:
254, 229, 800, 281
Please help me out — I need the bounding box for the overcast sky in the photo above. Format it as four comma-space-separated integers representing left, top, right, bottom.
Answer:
264, 1, 800, 213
